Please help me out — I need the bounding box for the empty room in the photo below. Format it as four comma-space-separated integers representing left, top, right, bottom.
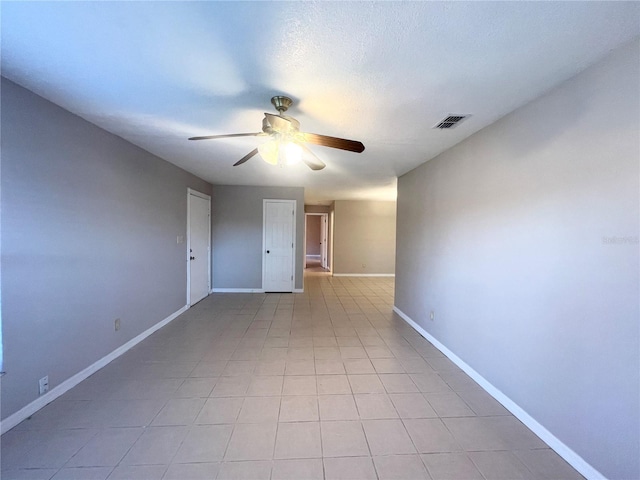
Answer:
1, 2, 638, 480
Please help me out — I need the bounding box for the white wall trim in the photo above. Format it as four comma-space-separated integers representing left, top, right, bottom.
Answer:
392, 306, 605, 480
212, 288, 265, 293
211, 287, 302, 294
333, 273, 395, 277
0, 305, 188, 435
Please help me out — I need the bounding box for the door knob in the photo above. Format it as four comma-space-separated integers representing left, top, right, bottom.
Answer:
190, 256, 195, 260
266, 250, 270, 254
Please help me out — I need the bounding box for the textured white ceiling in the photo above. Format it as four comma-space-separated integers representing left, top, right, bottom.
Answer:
2, 2, 639, 203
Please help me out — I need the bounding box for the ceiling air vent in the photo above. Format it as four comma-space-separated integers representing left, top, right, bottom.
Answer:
433, 114, 470, 129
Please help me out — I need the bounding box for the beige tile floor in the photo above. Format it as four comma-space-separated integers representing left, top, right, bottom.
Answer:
1, 273, 583, 479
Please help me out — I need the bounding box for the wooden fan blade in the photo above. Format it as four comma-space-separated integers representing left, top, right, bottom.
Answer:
189, 132, 262, 141
299, 144, 326, 171
299, 132, 365, 153
233, 148, 259, 166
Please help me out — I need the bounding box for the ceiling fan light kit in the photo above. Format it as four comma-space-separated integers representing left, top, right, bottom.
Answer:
189, 96, 364, 171
258, 136, 302, 166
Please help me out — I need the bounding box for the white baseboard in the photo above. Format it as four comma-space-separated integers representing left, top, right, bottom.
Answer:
392, 306, 604, 480
0, 305, 188, 435
212, 288, 265, 293
333, 273, 395, 277
212, 287, 303, 294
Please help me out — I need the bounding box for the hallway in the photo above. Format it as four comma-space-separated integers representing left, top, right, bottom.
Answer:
1, 275, 581, 479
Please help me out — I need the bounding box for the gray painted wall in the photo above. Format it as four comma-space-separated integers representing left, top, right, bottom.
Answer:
1, 78, 212, 420
395, 40, 639, 479
333, 200, 396, 275
304, 205, 330, 214
211, 185, 304, 290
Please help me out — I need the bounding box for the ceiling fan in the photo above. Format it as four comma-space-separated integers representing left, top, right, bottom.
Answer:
188, 96, 365, 171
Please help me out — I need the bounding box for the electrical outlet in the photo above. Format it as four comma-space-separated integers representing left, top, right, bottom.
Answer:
430, 311, 435, 321
362, 263, 366, 269
114, 318, 121, 331
39, 376, 49, 395
176, 235, 184, 244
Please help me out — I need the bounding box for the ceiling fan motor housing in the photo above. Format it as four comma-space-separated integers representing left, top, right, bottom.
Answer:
271, 95, 293, 113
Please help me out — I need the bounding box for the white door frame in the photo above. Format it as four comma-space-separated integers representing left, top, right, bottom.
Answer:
304, 213, 329, 269
262, 199, 296, 292
187, 188, 211, 306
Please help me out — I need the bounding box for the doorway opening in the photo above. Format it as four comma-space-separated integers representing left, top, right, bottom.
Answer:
305, 213, 329, 271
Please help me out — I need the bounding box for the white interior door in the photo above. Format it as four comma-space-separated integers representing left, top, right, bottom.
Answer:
188, 190, 210, 305
263, 200, 295, 292
321, 214, 328, 269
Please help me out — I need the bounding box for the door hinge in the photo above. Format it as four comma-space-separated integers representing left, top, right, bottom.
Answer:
291, 275, 293, 281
